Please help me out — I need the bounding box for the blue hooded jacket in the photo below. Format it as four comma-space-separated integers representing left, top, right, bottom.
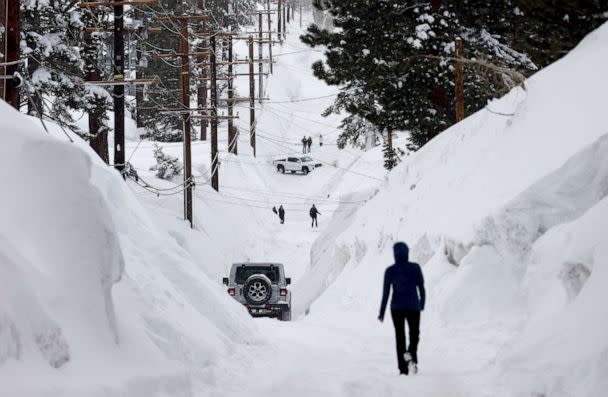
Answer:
379, 242, 426, 318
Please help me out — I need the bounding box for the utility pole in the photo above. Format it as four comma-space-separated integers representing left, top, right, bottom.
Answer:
227, 36, 237, 154
151, 14, 211, 224
455, 37, 464, 123
179, 19, 193, 226
286, 2, 290, 23
277, 0, 283, 44
134, 8, 144, 128
266, 0, 273, 73
1, 0, 20, 108
283, 5, 287, 40
248, 35, 256, 157
113, 2, 126, 173
210, 35, 219, 191
198, 0, 207, 140
258, 13, 264, 101
299, 1, 302, 28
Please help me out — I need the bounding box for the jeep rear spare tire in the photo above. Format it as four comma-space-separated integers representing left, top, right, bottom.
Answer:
243, 275, 272, 305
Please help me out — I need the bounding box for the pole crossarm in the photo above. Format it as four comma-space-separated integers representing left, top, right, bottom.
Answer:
78, 0, 157, 7
85, 27, 162, 33
197, 76, 234, 81
155, 51, 211, 58
248, 10, 279, 14
155, 15, 211, 21
85, 78, 160, 86
192, 32, 240, 38
221, 97, 251, 103
191, 115, 240, 120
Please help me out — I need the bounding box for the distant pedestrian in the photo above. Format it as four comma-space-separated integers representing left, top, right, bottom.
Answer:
307, 136, 313, 153
378, 242, 426, 376
309, 204, 320, 227
272, 206, 278, 215
278, 205, 285, 224
301, 136, 307, 154
319, 134, 323, 147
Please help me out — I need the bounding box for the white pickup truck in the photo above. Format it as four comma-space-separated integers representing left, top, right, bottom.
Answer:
273, 156, 320, 175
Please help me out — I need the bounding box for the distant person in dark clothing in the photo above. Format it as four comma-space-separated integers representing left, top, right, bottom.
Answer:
378, 242, 426, 375
301, 136, 307, 153
319, 134, 323, 147
307, 136, 313, 153
309, 204, 320, 227
278, 205, 285, 224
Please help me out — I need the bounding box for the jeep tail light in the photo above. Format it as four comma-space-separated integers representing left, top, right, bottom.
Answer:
280, 288, 287, 296
265, 304, 271, 309
228, 288, 235, 296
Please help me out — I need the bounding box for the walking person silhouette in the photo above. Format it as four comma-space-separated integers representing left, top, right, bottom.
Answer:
378, 242, 426, 375
309, 204, 320, 227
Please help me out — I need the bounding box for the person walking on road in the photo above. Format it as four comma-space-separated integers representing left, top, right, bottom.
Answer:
378, 242, 426, 376
278, 205, 285, 224
319, 134, 323, 147
307, 136, 313, 153
309, 204, 321, 227
301, 136, 307, 154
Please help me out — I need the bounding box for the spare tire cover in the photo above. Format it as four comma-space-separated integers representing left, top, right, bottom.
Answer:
243, 274, 272, 304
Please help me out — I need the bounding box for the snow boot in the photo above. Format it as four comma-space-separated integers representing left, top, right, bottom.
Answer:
403, 352, 417, 375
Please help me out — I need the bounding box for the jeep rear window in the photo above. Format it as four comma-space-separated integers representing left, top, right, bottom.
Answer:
235, 266, 280, 284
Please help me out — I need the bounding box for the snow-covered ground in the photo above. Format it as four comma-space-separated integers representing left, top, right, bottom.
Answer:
1, 10, 607, 397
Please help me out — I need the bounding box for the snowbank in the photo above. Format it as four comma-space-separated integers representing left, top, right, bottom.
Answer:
301, 22, 608, 396
0, 101, 258, 396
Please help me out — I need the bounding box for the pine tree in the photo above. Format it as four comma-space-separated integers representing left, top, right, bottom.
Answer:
20, 0, 85, 133
302, 0, 601, 154
150, 144, 183, 179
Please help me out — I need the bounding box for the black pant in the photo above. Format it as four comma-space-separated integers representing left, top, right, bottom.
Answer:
391, 309, 420, 373
311, 216, 318, 227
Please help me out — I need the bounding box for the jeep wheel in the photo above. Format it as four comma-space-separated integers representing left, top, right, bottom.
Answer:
277, 165, 285, 173
243, 275, 272, 305
302, 167, 309, 175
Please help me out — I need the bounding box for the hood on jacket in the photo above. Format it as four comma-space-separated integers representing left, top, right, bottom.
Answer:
393, 242, 409, 264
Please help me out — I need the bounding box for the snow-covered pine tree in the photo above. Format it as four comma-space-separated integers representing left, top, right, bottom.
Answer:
302, 0, 542, 156
20, 0, 85, 133
150, 144, 183, 179
81, 7, 112, 163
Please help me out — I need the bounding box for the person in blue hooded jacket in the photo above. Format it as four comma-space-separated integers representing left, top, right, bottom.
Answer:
378, 242, 426, 375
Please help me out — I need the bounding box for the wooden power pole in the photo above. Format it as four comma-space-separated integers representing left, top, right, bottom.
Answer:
248, 35, 256, 157
198, 0, 208, 140
179, 19, 194, 226
266, 0, 274, 73
277, 0, 283, 44
258, 13, 264, 101
227, 36, 237, 154
113, 2, 126, 173
210, 35, 219, 191
1, 0, 20, 108
455, 37, 465, 122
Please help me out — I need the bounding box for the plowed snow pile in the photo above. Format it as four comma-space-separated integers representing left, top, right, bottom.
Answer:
0, 101, 257, 396
304, 22, 608, 396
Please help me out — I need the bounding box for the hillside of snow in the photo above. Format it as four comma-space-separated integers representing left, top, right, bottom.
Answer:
300, 22, 608, 396
0, 101, 259, 396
